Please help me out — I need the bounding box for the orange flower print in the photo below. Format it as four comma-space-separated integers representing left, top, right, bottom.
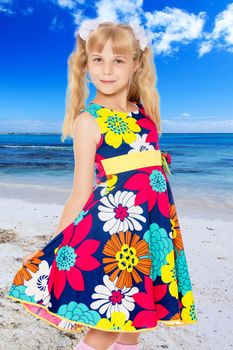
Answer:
170, 204, 184, 256
102, 230, 152, 289
13, 250, 44, 286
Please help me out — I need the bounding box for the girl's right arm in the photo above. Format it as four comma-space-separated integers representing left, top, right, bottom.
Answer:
21, 112, 100, 265
52, 111, 100, 237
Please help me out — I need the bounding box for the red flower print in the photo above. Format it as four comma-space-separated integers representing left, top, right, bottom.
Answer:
137, 117, 159, 144
109, 290, 124, 305
132, 275, 169, 328
48, 213, 101, 299
123, 167, 170, 217
114, 203, 129, 220
162, 152, 172, 165
82, 191, 99, 211
95, 153, 106, 181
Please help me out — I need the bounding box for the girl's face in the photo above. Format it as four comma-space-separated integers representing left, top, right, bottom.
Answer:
87, 39, 139, 95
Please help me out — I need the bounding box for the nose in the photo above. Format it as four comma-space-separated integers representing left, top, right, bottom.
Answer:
103, 61, 113, 75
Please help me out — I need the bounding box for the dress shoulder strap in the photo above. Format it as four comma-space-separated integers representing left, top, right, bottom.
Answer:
79, 104, 100, 118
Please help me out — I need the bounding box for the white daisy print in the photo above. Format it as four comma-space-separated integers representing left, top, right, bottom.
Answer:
98, 190, 146, 234
128, 133, 155, 152
90, 274, 139, 320
24, 260, 52, 307
58, 319, 79, 331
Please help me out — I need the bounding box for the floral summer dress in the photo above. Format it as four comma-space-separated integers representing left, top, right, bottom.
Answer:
7, 101, 198, 333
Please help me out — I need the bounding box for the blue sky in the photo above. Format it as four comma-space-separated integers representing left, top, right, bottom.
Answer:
0, 0, 233, 133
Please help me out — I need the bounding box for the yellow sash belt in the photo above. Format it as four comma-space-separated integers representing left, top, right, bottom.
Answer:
100, 149, 163, 175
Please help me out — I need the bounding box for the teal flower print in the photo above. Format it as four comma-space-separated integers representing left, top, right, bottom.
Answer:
143, 222, 173, 281
56, 246, 77, 271
174, 246, 192, 295
85, 104, 100, 118
58, 301, 101, 325
74, 209, 88, 225
8, 284, 36, 303
149, 170, 167, 193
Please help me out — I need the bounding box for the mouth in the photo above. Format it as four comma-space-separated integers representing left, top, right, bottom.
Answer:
100, 80, 116, 84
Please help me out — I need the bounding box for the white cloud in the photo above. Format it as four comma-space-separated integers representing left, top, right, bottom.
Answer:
145, 7, 206, 55
55, 0, 85, 9
73, 2, 207, 57
0, 118, 63, 133
20, 7, 34, 15
181, 112, 192, 118
0, 0, 14, 15
49, 16, 64, 30
73, 8, 85, 25
95, 0, 143, 22
209, 3, 233, 43
0, 0, 12, 6
198, 41, 213, 56
0, 0, 34, 15
70, 1, 233, 57
1, 116, 232, 133
56, 0, 76, 9
162, 117, 233, 133
1, 0, 233, 57
199, 3, 233, 56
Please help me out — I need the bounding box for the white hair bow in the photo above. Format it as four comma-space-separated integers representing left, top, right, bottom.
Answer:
76, 18, 152, 51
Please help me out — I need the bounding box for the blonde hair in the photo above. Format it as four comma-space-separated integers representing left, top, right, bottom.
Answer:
61, 21, 162, 142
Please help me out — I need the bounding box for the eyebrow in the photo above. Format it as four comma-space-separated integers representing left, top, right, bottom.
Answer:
91, 54, 127, 58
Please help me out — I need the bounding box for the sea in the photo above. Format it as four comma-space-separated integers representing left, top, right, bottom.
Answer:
0, 133, 232, 219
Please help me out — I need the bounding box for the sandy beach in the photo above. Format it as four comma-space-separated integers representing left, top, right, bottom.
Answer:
1, 184, 232, 350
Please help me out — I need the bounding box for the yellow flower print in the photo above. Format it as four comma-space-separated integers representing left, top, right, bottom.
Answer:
54, 247, 59, 254
99, 174, 118, 196
105, 174, 118, 194
96, 311, 136, 331
96, 108, 141, 148
116, 244, 139, 273
161, 250, 178, 299
181, 290, 197, 321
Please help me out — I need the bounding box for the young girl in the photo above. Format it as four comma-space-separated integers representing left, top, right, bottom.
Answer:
7, 19, 198, 350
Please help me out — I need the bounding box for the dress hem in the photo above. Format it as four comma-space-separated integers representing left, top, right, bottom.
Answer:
6, 294, 198, 334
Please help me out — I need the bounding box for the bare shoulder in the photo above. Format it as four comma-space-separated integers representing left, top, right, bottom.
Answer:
73, 111, 96, 132
73, 111, 101, 147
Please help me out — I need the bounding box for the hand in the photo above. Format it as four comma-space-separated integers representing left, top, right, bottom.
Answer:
21, 252, 36, 265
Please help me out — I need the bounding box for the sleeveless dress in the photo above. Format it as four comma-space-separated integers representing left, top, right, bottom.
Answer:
7, 101, 198, 333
